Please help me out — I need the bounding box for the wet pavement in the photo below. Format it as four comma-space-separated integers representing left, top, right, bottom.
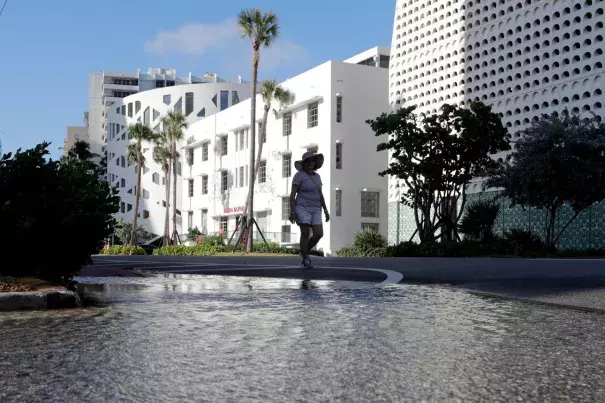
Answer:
2, 274, 605, 402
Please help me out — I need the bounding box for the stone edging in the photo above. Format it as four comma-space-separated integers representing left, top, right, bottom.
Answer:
0, 288, 81, 311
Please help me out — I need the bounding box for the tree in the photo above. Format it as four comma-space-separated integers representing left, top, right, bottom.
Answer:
114, 219, 153, 245
127, 123, 156, 245
161, 110, 188, 243
153, 130, 172, 246
458, 199, 500, 242
68, 140, 98, 161
238, 8, 280, 252
241, 80, 291, 219
0, 143, 119, 286
367, 101, 510, 243
486, 113, 605, 249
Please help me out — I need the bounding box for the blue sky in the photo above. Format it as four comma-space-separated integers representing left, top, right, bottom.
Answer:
0, 0, 394, 159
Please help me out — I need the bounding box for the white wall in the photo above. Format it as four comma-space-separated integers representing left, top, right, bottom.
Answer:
183, 61, 389, 254
106, 82, 251, 237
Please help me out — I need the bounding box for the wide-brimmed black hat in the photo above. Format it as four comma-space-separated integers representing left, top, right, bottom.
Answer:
294, 151, 324, 171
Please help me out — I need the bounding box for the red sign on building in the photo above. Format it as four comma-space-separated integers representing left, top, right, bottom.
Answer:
224, 206, 245, 214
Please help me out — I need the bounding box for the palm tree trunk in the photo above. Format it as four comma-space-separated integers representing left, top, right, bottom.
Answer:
246, 50, 260, 253
164, 162, 171, 246
254, 106, 270, 179
172, 141, 178, 244
131, 152, 142, 245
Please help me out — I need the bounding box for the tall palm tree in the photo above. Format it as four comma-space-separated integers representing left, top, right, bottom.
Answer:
161, 110, 188, 243
126, 123, 156, 245
153, 130, 172, 246
241, 80, 291, 221
238, 8, 280, 252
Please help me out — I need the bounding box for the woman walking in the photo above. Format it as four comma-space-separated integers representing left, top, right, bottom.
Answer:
289, 151, 330, 268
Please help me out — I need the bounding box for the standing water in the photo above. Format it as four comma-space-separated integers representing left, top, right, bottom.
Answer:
1, 274, 605, 402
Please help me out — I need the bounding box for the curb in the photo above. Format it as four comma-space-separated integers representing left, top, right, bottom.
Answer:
0, 289, 81, 311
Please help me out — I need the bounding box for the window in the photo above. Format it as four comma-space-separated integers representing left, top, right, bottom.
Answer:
259, 161, 267, 183
202, 175, 208, 194
197, 108, 206, 118
135, 101, 141, 113
201, 209, 208, 233
282, 154, 291, 177
308, 102, 319, 128
152, 173, 159, 184
336, 96, 343, 123
128, 103, 133, 117
283, 112, 292, 136
174, 97, 182, 113
220, 91, 229, 111
185, 92, 194, 115
281, 197, 291, 220
220, 217, 228, 233
188, 179, 194, 197
221, 171, 228, 192
121, 178, 126, 188
281, 225, 291, 243
361, 191, 379, 218
120, 202, 125, 214
239, 166, 244, 187
143, 107, 150, 125
121, 106, 126, 116
362, 223, 379, 232
163, 95, 171, 105
220, 136, 228, 156
187, 149, 194, 165
335, 189, 342, 216
232, 91, 240, 105
335, 143, 343, 169
202, 143, 208, 161
188, 211, 193, 229
245, 165, 249, 186
239, 130, 245, 150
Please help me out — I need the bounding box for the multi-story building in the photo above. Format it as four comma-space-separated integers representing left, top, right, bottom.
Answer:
105, 81, 251, 236
88, 68, 246, 161
387, 0, 605, 245
63, 125, 89, 156
182, 49, 390, 255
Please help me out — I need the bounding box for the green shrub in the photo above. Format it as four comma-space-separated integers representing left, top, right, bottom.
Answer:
153, 244, 218, 256
0, 143, 119, 287
336, 247, 358, 257
202, 235, 224, 246
504, 229, 546, 257
103, 245, 146, 255
459, 199, 500, 241
353, 228, 388, 253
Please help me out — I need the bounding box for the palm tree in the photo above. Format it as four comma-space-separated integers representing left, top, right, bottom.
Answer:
238, 8, 280, 252
153, 130, 172, 246
161, 110, 188, 243
126, 123, 156, 245
69, 140, 98, 161
241, 80, 291, 221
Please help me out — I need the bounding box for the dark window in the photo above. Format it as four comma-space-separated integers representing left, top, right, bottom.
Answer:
185, 92, 194, 115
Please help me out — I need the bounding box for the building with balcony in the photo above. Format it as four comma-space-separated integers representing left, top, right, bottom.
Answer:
387, 0, 605, 247
105, 82, 251, 236
182, 49, 390, 255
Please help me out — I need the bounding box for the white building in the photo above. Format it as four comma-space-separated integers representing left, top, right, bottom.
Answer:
182, 50, 390, 255
387, 0, 605, 243
105, 81, 251, 236
88, 68, 245, 161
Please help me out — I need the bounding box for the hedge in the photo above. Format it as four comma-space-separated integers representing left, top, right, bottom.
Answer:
102, 245, 146, 256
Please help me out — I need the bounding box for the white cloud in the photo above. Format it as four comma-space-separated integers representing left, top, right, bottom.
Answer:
144, 19, 309, 73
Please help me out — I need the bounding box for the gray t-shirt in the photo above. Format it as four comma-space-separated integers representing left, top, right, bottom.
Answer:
293, 171, 322, 208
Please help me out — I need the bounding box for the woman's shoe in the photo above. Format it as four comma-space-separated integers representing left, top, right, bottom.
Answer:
302, 258, 314, 269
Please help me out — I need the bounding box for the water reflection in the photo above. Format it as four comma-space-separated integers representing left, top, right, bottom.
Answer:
1, 275, 605, 402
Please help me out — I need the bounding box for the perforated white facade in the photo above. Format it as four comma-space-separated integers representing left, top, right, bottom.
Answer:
389, 0, 605, 203
106, 83, 251, 236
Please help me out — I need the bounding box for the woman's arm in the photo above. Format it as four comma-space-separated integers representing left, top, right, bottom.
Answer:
289, 184, 299, 214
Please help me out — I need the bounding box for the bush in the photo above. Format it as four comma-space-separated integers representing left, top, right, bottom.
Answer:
459, 199, 500, 241
353, 228, 388, 251
152, 243, 324, 257
504, 229, 546, 257
0, 143, 119, 287
102, 245, 146, 255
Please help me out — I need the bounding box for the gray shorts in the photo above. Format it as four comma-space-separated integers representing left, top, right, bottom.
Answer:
295, 206, 322, 226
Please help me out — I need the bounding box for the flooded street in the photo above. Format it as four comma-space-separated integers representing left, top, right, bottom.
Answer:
2, 275, 605, 402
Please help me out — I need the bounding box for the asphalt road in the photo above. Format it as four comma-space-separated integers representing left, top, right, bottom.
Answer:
86, 255, 605, 311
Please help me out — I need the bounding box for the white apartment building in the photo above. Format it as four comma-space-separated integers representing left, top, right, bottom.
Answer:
388, 0, 605, 243
182, 52, 390, 255
105, 82, 251, 236
88, 68, 246, 159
